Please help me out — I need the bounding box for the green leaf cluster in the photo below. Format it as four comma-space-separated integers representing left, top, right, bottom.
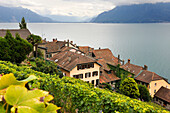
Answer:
138, 84, 152, 102
0, 73, 60, 113
0, 31, 32, 63
31, 58, 63, 78
120, 77, 140, 99
26, 34, 42, 57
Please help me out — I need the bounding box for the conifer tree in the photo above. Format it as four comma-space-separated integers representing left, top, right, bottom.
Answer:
19, 17, 27, 29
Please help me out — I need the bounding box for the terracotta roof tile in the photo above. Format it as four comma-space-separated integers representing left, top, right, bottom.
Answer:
50, 50, 98, 71
79, 46, 94, 53
39, 41, 67, 53
93, 48, 118, 65
121, 63, 143, 76
135, 70, 164, 83
0, 29, 31, 40
154, 86, 170, 103
100, 69, 120, 83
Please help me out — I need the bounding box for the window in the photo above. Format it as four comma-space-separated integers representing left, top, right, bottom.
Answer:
92, 80, 94, 84
73, 74, 83, 79
155, 83, 157, 86
80, 74, 83, 79
154, 90, 156, 93
77, 63, 94, 70
96, 79, 99, 86
87, 81, 89, 83
85, 72, 91, 78
93, 71, 98, 76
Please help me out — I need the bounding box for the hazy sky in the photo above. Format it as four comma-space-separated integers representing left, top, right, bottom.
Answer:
0, 0, 170, 17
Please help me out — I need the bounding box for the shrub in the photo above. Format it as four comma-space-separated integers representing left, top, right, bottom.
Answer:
120, 77, 140, 99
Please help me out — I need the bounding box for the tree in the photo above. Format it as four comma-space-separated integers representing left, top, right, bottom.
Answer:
0, 37, 10, 61
138, 84, 152, 102
26, 34, 42, 57
119, 77, 140, 99
19, 17, 27, 29
0, 30, 32, 63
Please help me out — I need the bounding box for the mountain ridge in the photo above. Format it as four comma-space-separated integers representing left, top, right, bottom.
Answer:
92, 2, 170, 23
0, 6, 56, 23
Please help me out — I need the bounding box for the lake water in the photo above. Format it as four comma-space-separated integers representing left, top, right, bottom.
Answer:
0, 23, 170, 82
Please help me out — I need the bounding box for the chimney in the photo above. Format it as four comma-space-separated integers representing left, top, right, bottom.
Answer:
128, 59, 130, 64
143, 65, 148, 70
122, 60, 125, 65
99, 47, 101, 50
118, 54, 120, 63
53, 38, 57, 42
67, 39, 69, 47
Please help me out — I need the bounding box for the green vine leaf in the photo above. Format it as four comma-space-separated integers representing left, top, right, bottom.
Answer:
5, 85, 58, 113
0, 73, 37, 90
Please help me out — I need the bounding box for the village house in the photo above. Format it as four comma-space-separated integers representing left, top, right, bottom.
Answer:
120, 59, 146, 77
0, 29, 31, 39
135, 70, 170, 97
50, 47, 101, 86
153, 86, 170, 110
91, 48, 121, 86
38, 39, 78, 59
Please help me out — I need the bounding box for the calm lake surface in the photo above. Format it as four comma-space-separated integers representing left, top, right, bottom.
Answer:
0, 23, 170, 82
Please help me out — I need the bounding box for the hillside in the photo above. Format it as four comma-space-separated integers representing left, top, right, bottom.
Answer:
0, 60, 168, 112
0, 6, 55, 23
92, 3, 170, 23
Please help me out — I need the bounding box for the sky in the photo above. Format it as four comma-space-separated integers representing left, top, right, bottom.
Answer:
0, 0, 170, 17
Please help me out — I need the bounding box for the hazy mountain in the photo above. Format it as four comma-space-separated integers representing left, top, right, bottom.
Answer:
46, 15, 92, 23
92, 3, 170, 23
0, 6, 55, 23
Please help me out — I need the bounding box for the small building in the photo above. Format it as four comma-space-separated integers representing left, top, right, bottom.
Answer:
91, 48, 121, 86
98, 59, 120, 87
153, 86, 170, 110
0, 29, 31, 40
38, 39, 78, 59
50, 48, 101, 86
135, 70, 170, 97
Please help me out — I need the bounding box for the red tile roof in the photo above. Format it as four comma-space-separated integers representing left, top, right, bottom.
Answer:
135, 70, 164, 83
50, 50, 99, 71
0, 29, 31, 40
93, 48, 119, 65
100, 69, 120, 83
154, 86, 170, 103
39, 41, 67, 53
79, 46, 94, 53
121, 63, 143, 76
